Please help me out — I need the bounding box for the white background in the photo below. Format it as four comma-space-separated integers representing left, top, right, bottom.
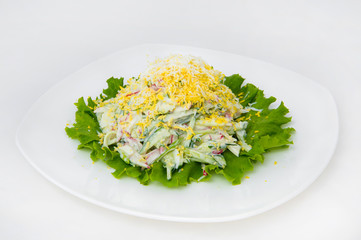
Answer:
1, 0, 360, 239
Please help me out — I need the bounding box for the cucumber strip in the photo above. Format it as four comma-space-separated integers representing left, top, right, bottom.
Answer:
175, 115, 193, 125
195, 142, 216, 154
162, 149, 182, 180
184, 148, 218, 165
149, 128, 171, 149
164, 109, 196, 122
236, 130, 252, 152
117, 144, 148, 168
233, 121, 248, 131
189, 157, 217, 166
226, 144, 241, 157
168, 138, 182, 148
183, 114, 197, 147
212, 154, 226, 168
151, 138, 182, 163
139, 127, 160, 154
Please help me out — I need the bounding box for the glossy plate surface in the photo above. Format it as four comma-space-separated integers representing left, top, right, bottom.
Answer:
16, 44, 338, 222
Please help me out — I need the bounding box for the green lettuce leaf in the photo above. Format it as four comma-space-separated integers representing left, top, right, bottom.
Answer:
150, 161, 206, 187
101, 77, 124, 100
65, 74, 294, 187
65, 77, 154, 184
238, 84, 294, 160
65, 78, 120, 159
65, 97, 100, 145
223, 74, 245, 96
205, 150, 254, 185
221, 150, 254, 184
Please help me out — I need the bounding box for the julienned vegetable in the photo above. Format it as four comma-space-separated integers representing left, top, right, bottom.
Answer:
65, 54, 294, 187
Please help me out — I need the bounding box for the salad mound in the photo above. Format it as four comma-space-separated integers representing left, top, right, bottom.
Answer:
66, 54, 294, 187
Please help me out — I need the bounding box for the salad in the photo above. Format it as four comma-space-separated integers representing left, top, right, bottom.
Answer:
66, 54, 294, 187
